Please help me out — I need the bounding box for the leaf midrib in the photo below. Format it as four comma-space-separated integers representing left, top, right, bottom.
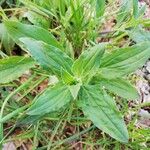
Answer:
83, 86, 127, 139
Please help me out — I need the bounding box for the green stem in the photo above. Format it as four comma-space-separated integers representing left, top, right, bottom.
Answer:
33, 122, 40, 150
0, 74, 37, 147
37, 125, 95, 150
0, 87, 21, 148
47, 109, 68, 150
0, 105, 28, 124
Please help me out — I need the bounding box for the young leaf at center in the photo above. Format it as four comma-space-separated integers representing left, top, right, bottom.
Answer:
72, 43, 105, 79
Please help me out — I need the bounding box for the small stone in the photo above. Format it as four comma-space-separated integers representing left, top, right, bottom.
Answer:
143, 94, 150, 103
146, 66, 150, 73
139, 109, 150, 119
3, 142, 16, 150
142, 67, 148, 74
136, 80, 149, 94
145, 74, 150, 81
145, 61, 150, 73
135, 69, 144, 77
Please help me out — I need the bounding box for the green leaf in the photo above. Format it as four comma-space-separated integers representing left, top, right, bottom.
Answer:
61, 68, 75, 85
100, 42, 150, 78
138, 4, 146, 18
61, 69, 81, 99
20, 37, 73, 76
133, 0, 138, 19
0, 56, 35, 84
69, 83, 81, 100
99, 78, 139, 100
23, 10, 50, 29
70, 0, 84, 28
59, 0, 66, 16
79, 85, 129, 143
72, 44, 105, 78
27, 83, 73, 115
0, 23, 15, 55
96, 0, 105, 17
4, 20, 62, 50
117, 0, 132, 24
127, 27, 150, 43
17, 115, 42, 126
20, 0, 56, 18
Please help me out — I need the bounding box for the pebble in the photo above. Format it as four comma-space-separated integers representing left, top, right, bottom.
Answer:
135, 60, 150, 127
146, 65, 150, 74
